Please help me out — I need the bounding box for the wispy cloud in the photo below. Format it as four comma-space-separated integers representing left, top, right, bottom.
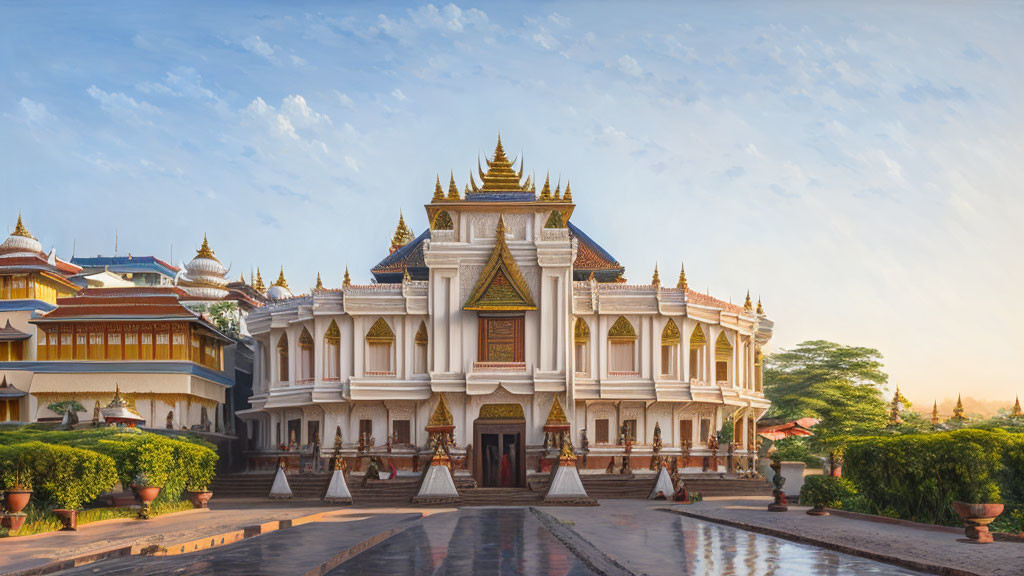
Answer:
86, 85, 159, 124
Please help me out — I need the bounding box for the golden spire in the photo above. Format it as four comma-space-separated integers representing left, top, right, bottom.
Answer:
342, 266, 351, 288
476, 134, 529, 193
563, 180, 572, 202
1012, 396, 1022, 418
950, 394, 967, 421
196, 233, 218, 261
433, 175, 444, 201
447, 171, 460, 200
756, 297, 764, 315
314, 272, 324, 291
238, 272, 246, 284
273, 266, 289, 290
931, 400, 940, 426
539, 172, 552, 200
253, 268, 266, 292
391, 211, 414, 252
12, 213, 33, 239
677, 262, 688, 290
651, 264, 660, 287
554, 178, 561, 201
888, 384, 903, 426
743, 291, 753, 312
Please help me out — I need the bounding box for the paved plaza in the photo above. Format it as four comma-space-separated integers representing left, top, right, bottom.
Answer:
8, 498, 1020, 575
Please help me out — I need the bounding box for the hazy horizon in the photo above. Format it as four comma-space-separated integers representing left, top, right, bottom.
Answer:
2, 2, 1022, 404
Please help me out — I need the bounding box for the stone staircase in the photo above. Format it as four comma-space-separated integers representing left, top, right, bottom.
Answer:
210, 472, 770, 503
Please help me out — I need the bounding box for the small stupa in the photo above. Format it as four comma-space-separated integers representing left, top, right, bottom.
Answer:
649, 462, 675, 500
544, 438, 595, 504
412, 442, 460, 504
269, 459, 293, 499
323, 429, 352, 504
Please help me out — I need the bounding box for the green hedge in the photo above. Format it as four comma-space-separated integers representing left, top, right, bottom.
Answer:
0, 442, 117, 509
799, 475, 857, 508
0, 426, 219, 504
843, 429, 1023, 526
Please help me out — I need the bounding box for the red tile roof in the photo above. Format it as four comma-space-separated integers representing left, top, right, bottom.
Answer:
686, 289, 746, 314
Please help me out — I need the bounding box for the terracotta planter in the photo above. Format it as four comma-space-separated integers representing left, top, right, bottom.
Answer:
2, 513, 27, 532
135, 485, 161, 505
3, 490, 32, 514
53, 509, 78, 531
952, 501, 1004, 543
187, 490, 213, 509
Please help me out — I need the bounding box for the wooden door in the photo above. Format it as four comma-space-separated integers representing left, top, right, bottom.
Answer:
477, 315, 524, 363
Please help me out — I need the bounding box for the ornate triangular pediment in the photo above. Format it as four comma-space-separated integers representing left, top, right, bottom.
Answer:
463, 216, 536, 311
428, 394, 454, 428
545, 396, 569, 426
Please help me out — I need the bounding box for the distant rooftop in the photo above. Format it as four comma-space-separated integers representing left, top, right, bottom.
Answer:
71, 256, 179, 278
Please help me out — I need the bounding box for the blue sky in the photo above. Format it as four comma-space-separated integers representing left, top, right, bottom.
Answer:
2, 1, 1023, 404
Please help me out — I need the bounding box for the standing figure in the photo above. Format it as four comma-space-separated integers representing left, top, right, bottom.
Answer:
579, 429, 590, 467
500, 447, 513, 487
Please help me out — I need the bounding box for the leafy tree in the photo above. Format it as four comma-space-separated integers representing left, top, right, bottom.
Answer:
764, 340, 888, 461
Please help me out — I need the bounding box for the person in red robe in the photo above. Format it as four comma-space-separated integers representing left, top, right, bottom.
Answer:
388, 458, 398, 480
499, 449, 513, 487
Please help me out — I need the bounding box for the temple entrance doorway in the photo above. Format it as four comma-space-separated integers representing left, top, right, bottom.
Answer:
473, 404, 526, 488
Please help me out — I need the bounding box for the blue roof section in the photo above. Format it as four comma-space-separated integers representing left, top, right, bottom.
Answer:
0, 299, 57, 312
464, 192, 537, 202
567, 222, 619, 268
371, 229, 430, 283
0, 360, 234, 387
71, 256, 179, 278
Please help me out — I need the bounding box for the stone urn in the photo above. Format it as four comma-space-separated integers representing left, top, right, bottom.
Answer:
187, 490, 213, 509
53, 509, 78, 531
952, 501, 1004, 543
1, 513, 27, 532
135, 485, 161, 505
3, 490, 32, 514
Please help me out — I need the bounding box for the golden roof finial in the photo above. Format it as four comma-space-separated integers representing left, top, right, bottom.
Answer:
391, 211, 414, 252
273, 266, 289, 290
932, 400, 940, 425
239, 272, 246, 284
651, 263, 661, 287
950, 394, 967, 421
1012, 396, 1022, 418
314, 272, 324, 291
554, 178, 561, 201
447, 171, 460, 200
196, 233, 218, 261
475, 134, 529, 193
343, 266, 351, 288
539, 172, 552, 200
743, 291, 753, 312
433, 175, 444, 201
253, 268, 266, 292
756, 296, 764, 315
12, 213, 33, 239
677, 262, 688, 291
563, 180, 572, 202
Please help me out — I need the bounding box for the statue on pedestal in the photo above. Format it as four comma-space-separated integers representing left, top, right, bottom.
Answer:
768, 456, 788, 512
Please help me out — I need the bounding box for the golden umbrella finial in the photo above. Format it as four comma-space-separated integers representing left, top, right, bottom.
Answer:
273, 266, 289, 290
12, 212, 33, 238
314, 272, 324, 291
253, 268, 266, 292
743, 291, 753, 312
563, 180, 572, 202
447, 171, 460, 200
433, 175, 444, 201
756, 296, 764, 315
677, 262, 688, 291
343, 266, 351, 288
196, 233, 218, 260
651, 263, 660, 287
539, 172, 552, 200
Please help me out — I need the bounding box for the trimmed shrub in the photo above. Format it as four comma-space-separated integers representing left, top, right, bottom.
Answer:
0, 442, 117, 509
843, 429, 1014, 526
771, 437, 824, 467
799, 475, 857, 509
178, 441, 218, 491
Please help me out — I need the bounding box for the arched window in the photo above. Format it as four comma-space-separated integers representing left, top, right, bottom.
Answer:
689, 324, 706, 381
715, 332, 733, 385
277, 333, 289, 382
661, 319, 680, 378
414, 321, 428, 374
324, 320, 341, 381
298, 328, 314, 382
574, 318, 590, 375
607, 316, 637, 375
366, 317, 395, 375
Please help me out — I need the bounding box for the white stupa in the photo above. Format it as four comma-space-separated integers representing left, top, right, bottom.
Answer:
545, 441, 595, 504
269, 465, 292, 499
176, 235, 230, 300
412, 443, 460, 504
649, 464, 675, 500
266, 266, 294, 300
0, 215, 43, 257
323, 464, 352, 504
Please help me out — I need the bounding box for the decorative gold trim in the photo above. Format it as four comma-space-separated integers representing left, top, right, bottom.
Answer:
427, 394, 453, 427
478, 403, 524, 420
715, 332, 732, 361
545, 396, 569, 426
432, 210, 454, 231
574, 318, 590, 345
414, 321, 428, 345
32, 391, 218, 409
662, 318, 680, 345
325, 320, 340, 342
607, 316, 636, 341
689, 324, 706, 349
299, 328, 314, 348
463, 216, 537, 311
366, 317, 395, 343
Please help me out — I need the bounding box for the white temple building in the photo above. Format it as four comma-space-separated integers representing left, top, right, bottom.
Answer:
239, 138, 773, 486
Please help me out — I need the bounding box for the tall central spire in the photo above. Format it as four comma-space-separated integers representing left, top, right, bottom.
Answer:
471, 134, 530, 194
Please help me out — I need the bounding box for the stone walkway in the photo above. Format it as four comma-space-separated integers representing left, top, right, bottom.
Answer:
0, 500, 351, 575
673, 497, 1024, 576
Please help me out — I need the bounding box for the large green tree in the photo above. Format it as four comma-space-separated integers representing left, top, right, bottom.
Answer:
764, 340, 889, 457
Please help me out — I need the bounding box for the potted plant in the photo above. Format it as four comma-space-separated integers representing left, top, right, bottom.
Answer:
182, 446, 217, 509
952, 482, 1003, 543
130, 472, 162, 506
1, 462, 33, 514
799, 475, 857, 516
